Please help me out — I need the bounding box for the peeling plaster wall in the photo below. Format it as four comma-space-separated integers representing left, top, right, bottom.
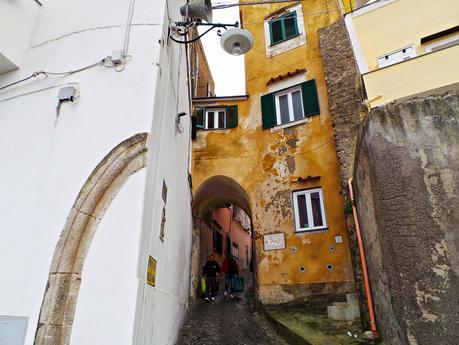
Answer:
0, 1, 192, 344
353, 92, 459, 345
192, 0, 355, 304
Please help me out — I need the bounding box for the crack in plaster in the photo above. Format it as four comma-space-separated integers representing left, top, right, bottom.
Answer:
31, 23, 161, 49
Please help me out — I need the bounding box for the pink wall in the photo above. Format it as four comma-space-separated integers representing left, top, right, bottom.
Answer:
212, 207, 252, 269
199, 207, 252, 273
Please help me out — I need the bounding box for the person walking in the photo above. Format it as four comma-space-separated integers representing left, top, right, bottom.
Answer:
202, 254, 221, 301
222, 253, 239, 298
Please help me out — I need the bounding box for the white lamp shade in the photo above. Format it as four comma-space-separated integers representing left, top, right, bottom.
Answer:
220, 28, 254, 56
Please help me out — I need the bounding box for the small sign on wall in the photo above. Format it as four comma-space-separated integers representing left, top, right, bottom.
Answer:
0, 316, 28, 345
147, 256, 157, 287
263, 232, 286, 251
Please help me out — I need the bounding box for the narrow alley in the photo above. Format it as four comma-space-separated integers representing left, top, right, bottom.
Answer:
176, 272, 286, 345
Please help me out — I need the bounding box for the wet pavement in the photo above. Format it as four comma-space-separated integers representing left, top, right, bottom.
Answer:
176, 272, 287, 345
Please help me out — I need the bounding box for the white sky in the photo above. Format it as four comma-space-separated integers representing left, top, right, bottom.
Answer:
199, 2, 246, 96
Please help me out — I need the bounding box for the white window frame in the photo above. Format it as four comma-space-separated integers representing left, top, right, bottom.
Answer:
292, 188, 327, 232
377, 44, 416, 68
424, 32, 459, 53
274, 86, 304, 126
263, 3, 306, 58
205, 108, 226, 129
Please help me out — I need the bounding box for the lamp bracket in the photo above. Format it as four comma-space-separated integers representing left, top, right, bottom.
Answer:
169, 21, 239, 44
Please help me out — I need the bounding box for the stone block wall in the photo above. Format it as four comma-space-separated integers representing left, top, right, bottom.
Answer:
319, 20, 364, 196
319, 19, 368, 323
353, 92, 459, 345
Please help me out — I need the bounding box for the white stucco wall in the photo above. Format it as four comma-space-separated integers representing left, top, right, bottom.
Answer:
0, 0, 192, 344
71, 169, 146, 345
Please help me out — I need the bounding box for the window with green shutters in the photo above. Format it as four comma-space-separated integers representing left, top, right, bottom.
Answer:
261, 79, 320, 129
194, 105, 238, 130
269, 11, 299, 45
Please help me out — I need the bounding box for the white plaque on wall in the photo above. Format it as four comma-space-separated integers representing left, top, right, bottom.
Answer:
263, 233, 286, 251
0, 316, 28, 345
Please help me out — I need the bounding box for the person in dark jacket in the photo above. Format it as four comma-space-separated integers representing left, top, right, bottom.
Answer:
222, 253, 239, 298
202, 254, 221, 301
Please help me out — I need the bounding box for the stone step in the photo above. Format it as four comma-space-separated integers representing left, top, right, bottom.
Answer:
346, 293, 359, 307
332, 301, 349, 307
327, 305, 346, 320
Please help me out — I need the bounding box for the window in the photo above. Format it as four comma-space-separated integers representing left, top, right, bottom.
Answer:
377, 45, 416, 68
292, 188, 327, 232
264, 4, 306, 58
275, 86, 304, 125
269, 11, 299, 45
261, 79, 319, 129
421, 26, 459, 52
232, 243, 239, 258
195, 105, 238, 130
205, 108, 226, 129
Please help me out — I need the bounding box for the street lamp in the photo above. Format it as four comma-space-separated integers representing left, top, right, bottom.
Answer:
169, 0, 254, 56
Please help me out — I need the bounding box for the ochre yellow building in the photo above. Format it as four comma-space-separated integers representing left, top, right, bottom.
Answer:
192, 0, 355, 304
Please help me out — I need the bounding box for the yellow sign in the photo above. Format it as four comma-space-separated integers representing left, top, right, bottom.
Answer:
147, 256, 157, 287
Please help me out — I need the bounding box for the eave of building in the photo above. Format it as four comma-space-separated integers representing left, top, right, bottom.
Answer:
192, 95, 249, 105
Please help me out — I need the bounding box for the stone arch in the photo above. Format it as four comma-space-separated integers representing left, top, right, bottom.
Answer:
190, 175, 255, 300
192, 175, 252, 218
34, 133, 148, 345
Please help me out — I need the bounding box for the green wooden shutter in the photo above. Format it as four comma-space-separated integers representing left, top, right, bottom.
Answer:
261, 93, 276, 129
226, 105, 238, 128
301, 79, 320, 117
196, 107, 205, 128
292, 11, 299, 36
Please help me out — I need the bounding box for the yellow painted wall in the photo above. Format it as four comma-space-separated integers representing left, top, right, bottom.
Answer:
364, 44, 459, 107
352, 0, 459, 71
192, 0, 354, 304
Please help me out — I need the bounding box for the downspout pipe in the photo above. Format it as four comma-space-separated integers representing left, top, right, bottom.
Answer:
348, 178, 379, 338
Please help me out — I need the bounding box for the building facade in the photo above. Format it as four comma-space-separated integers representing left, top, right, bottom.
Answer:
0, 1, 193, 344
345, 0, 459, 108
191, 0, 356, 304
199, 206, 252, 272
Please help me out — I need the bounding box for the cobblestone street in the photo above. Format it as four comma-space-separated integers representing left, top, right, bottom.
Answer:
176, 273, 286, 345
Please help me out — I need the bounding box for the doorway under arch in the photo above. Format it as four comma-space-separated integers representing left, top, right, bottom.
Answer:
190, 175, 256, 301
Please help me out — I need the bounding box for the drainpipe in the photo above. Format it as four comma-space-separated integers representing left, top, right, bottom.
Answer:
348, 178, 379, 338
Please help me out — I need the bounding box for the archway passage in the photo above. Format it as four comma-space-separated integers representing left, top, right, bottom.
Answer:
179, 177, 285, 344
190, 175, 255, 300
34, 133, 148, 345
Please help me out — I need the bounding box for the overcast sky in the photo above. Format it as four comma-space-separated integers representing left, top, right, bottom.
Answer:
199, 2, 246, 96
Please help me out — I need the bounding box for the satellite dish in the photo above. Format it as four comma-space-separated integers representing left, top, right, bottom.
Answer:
220, 28, 254, 56
180, 0, 213, 23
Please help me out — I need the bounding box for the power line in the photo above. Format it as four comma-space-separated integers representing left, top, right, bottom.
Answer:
0, 57, 109, 93
213, 0, 302, 9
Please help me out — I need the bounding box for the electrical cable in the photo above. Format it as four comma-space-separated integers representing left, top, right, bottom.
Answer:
0, 72, 47, 92
0, 57, 109, 94
213, 0, 302, 9
123, 0, 137, 56
213, 0, 391, 24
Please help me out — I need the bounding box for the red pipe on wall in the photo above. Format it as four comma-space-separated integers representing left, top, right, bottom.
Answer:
348, 178, 379, 338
